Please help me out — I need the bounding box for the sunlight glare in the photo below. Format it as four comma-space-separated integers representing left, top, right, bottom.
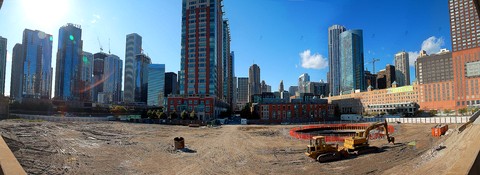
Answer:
21, 0, 70, 30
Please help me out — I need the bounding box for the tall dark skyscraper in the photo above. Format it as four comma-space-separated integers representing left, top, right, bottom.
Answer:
124, 33, 142, 103
134, 53, 151, 103
340, 29, 365, 94
55, 23, 84, 101
449, 0, 480, 108
328, 25, 346, 96
0, 36, 6, 96
10, 44, 23, 100
22, 29, 53, 99
164, 72, 178, 97
248, 64, 260, 102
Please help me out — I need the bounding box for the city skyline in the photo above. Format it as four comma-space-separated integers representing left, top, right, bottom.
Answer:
0, 0, 451, 96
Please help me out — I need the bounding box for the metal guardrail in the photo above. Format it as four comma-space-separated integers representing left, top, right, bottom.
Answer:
12, 114, 109, 122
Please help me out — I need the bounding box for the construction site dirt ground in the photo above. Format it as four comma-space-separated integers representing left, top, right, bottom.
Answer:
0, 119, 467, 175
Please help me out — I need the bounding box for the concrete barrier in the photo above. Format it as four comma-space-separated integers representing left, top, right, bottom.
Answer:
0, 136, 26, 175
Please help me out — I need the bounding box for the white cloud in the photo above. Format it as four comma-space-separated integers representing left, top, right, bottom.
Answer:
299, 50, 328, 69
90, 14, 101, 24
408, 36, 445, 67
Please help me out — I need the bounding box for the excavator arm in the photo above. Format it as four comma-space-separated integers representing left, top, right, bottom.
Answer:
362, 120, 395, 144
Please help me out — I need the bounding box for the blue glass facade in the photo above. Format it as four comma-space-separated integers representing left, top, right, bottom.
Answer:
102, 54, 123, 103
148, 64, 165, 106
55, 23, 83, 101
340, 30, 365, 94
134, 54, 151, 103
0, 36, 6, 96
81, 51, 94, 101
328, 25, 346, 96
22, 29, 53, 99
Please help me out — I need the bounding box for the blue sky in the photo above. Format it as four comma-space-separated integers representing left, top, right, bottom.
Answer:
0, 0, 450, 96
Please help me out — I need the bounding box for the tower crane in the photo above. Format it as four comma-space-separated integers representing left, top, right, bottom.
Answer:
366, 58, 380, 73
97, 37, 103, 52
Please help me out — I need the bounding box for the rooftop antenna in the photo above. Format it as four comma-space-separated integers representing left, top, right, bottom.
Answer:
108, 38, 111, 54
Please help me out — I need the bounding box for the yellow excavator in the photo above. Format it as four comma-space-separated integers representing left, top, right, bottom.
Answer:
343, 120, 395, 154
305, 136, 348, 162
305, 120, 395, 162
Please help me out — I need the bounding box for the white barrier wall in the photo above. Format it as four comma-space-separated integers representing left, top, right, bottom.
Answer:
385, 116, 470, 124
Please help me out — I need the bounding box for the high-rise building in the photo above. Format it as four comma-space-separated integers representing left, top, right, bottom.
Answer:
55, 23, 84, 101
148, 64, 165, 106
261, 80, 267, 93
340, 29, 365, 94
279, 80, 284, 92
164, 72, 178, 97
10, 44, 23, 100
124, 33, 142, 103
92, 52, 107, 102
222, 20, 231, 103
226, 51, 235, 110
289, 86, 298, 96
306, 81, 329, 97
102, 54, 123, 103
80, 51, 94, 101
92, 52, 122, 103
394, 51, 410, 86
298, 73, 310, 93
248, 64, 261, 101
376, 64, 396, 89
179, 0, 224, 96
328, 25, 347, 96
449, 0, 480, 109
134, 53, 151, 103
0, 36, 6, 96
168, 0, 229, 121
416, 50, 455, 110
22, 29, 53, 99
237, 77, 249, 108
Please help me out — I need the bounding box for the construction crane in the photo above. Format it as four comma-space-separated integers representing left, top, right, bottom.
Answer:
366, 58, 380, 73
97, 37, 103, 52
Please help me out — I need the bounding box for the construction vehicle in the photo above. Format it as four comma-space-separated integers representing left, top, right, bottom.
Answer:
343, 120, 395, 154
305, 136, 348, 162
306, 120, 395, 162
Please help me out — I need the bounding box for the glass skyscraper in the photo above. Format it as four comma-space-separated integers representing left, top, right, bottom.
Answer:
92, 52, 122, 103
81, 51, 94, 101
328, 25, 346, 96
22, 29, 53, 99
148, 64, 165, 106
134, 53, 151, 103
10, 44, 23, 100
102, 54, 123, 103
0, 36, 6, 96
55, 23, 83, 101
124, 33, 142, 102
340, 29, 365, 94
